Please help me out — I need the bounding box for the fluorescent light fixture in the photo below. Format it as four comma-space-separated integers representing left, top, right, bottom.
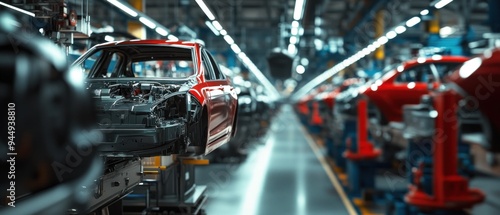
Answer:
377, 36, 388, 45
288, 44, 297, 55
291, 27, 299, 35
290, 36, 298, 44
223, 35, 234, 44
0, 2, 35, 17
238, 52, 247, 58
301, 58, 309, 66
220, 29, 227, 35
195, 0, 215, 20
155, 27, 168, 36
293, 0, 305, 20
230, 44, 241, 53
104, 35, 115, 42
139, 17, 156, 29
434, 0, 453, 9
368, 44, 376, 52
420, 9, 429, 16
205, 21, 220, 36
386, 31, 397, 39
167, 35, 178, 41
406, 16, 421, 27
439, 26, 456, 38
292, 21, 300, 28
212, 21, 223, 31
107, 0, 138, 17
373, 41, 381, 48
362, 48, 370, 55
395, 25, 407, 34
296, 65, 305, 74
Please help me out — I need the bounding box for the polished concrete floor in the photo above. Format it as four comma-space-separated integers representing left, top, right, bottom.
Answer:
195, 105, 500, 215
195, 105, 351, 215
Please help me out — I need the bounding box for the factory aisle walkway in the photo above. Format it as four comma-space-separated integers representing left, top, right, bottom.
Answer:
196, 105, 354, 215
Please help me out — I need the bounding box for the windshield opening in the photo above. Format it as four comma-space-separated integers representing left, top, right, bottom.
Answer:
78, 45, 195, 79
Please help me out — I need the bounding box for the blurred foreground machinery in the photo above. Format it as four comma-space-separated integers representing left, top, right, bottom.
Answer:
0, 12, 102, 214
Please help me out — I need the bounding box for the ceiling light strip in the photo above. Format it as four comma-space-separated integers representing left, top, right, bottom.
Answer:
196, 0, 280, 100
292, 0, 454, 101
104, 0, 186, 39
0, 2, 35, 17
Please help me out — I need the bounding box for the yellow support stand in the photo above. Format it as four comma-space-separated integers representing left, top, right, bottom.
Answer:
182, 159, 210, 165
428, 11, 440, 34
128, 0, 145, 39
374, 10, 385, 60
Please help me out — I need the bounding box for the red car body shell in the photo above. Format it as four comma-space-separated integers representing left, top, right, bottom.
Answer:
447, 49, 500, 134
361, 56, 469, 122
90, 40, 238, 155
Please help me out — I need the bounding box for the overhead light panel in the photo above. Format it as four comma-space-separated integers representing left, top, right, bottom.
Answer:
290, 36, 298, 44
301, 58, 309, 66
230, 44, 241, 53
107, 0, 138, 17
406, 16, 421, 27
291, 27, 298, 35
155, 27, 168, 36
139, 17, 156, 29
362, 48, 370, 55
395, 25, 407, 34
420, 9, 429, 16
205, 21, 220, 36
434, 0, 453, 9
220, 29, 227, 35
439, 26, 456, 38
238, 52, 247, 58
223, 35, 234, 44
0, 2, 35, 17
288, 44, 297, 55
296, 65, 305, 74
292, 21, 299, 28
293, 0, 306, 20
368, 44, 376, 52
195, 0, 215, 20
212, 21, 223, 31
377, 36, 388, 45
386, 31, 397, 39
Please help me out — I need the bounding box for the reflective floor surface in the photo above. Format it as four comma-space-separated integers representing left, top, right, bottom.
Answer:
195, 105, 351, 215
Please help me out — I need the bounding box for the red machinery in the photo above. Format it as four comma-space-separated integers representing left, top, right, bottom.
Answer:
405, 89, 485, 209
344, 99, 381, 160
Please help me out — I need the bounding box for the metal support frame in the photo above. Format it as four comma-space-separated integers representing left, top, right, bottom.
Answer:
123, 157, 208, 215
405, 90, 485, 210
344, 99, 381, 160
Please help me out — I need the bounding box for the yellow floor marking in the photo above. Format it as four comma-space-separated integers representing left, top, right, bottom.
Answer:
301, 126, 358, 215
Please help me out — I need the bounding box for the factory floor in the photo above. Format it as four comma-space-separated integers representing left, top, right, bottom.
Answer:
196, 105, 355, 215
195, 105, 500, 215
